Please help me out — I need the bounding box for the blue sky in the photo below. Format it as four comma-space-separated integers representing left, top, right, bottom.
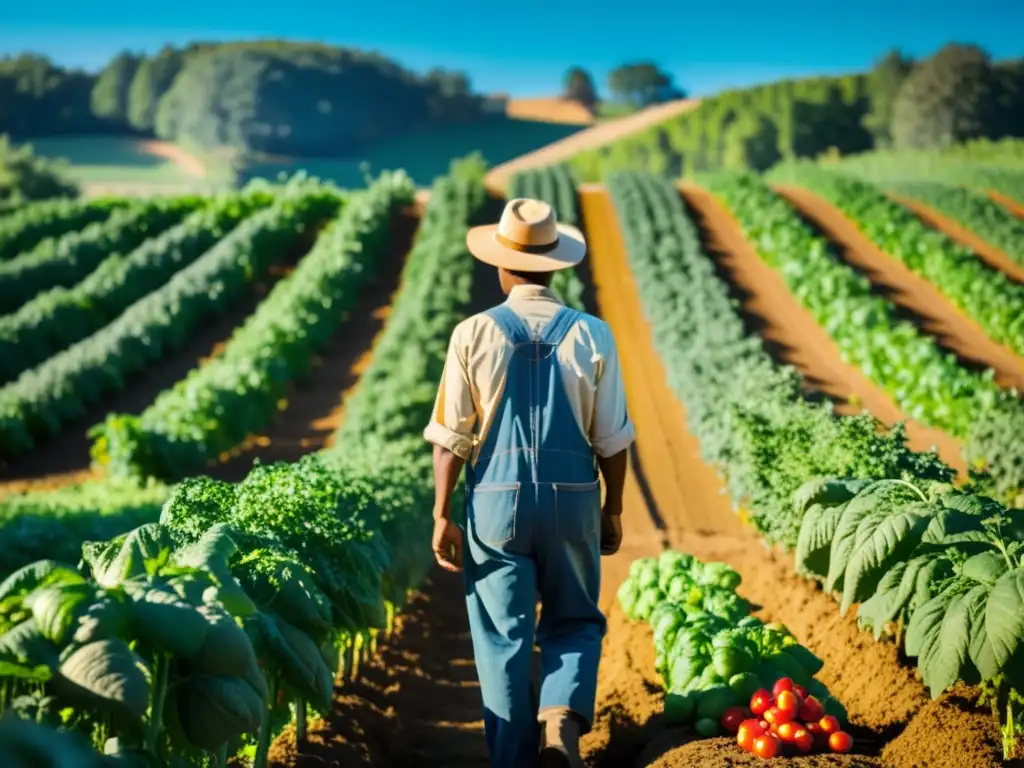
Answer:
1, 0, 1021, 97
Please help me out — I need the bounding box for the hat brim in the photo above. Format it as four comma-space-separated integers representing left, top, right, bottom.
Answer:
466, 222, 586, 272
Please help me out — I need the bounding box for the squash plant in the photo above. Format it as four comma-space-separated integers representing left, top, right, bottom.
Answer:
792, 476, 1024, 757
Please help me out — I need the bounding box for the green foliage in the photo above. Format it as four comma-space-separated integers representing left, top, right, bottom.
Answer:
0, 196, 203, 314
0, 54, 106, 137
701, 172, 1022, 497
0, 181, 341, 458
886, 180, 1024, 268
126, 46, 185, 132
766, 165, 1024, 357
0, 196, 125, 262
606, 62, 683, 109
90, 53, 143, 124
0, 190, 273, 386
891, 44, 1002, 149
861, 49, 915, 148
722, 113, 781, 171
563, 67, 598, 109
606, 171, 951, 545
95, 171, 416, 479
0, 135, 80, 206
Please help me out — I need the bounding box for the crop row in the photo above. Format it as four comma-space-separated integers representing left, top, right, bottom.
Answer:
0, 191, 273, 386
605, 171, 951, 546
93, 172, 416, 481
766, 165, 1024, 357
0, 197, 128, 261
606, 171, 1023, 756
701, 172, 1023, 498
886, 181, 1024, 269
0, 161, 489, 767
508, 166, 586, 309
0, 197, 205, 314
0, 182, 342, 457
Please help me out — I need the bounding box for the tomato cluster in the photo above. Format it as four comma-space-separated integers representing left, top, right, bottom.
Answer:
718, 677, 854, 759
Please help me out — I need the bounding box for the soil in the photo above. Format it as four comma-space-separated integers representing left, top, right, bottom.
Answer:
891, 194, 1024, 284
504, 97, 596, 126
210, 208, 421, 481
988, 190, 1024, 218
0, 224, 324, 493
138, 140, 208, 178
485, 99, 700, 195
679, 183, 966, 476
774, 185, 1024, 393
271, 186, 1014, 768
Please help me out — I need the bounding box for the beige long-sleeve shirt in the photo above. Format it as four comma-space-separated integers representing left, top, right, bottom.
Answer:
423, 284, 635, 464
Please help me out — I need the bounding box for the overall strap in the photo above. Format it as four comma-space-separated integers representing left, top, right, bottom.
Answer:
538, 306, 583, 346
484, 304, 533, 345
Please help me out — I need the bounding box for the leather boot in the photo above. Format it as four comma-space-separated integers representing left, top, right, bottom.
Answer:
538, 707, 584, 768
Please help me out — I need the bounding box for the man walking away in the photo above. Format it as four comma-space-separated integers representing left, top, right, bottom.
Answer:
424, 198, 635, 767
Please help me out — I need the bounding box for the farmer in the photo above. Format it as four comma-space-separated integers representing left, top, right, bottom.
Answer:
424, 198, 635, 768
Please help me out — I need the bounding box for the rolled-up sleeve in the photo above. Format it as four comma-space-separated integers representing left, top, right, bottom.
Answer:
423, 327, 477, 460
590, 328, 635, 457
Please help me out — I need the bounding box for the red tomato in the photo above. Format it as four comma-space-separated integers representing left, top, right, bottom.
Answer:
764, 706, 792, 726
771, 677, 794, 698
819, 715, 841, 735
758, 720, 770, 732
793, 728, 814, 754
798, 695, 825, 723
775, 690, 801, 720
721, 706, 748, 734
753, 734, 780, 759
793, 683, 808, 699
775, 722, 799, 742
750, 688, 772, 716
805, 721, 821, 734
829, 731, 853, 753
737, 719, 764, 751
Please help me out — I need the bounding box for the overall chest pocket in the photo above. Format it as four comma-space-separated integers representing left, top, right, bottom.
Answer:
468, 483, 521, 549
553, 480, 601, 542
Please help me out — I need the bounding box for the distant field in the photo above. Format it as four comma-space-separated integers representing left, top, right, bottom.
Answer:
245, 116, 584, 187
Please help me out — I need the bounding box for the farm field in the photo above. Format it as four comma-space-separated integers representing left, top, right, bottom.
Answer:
0, 153, 1022, 768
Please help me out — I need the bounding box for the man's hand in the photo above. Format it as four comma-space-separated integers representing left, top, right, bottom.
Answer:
600, 506, 622, 556
432, 517, 464, 572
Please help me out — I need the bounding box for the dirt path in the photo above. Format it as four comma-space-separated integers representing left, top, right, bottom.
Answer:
485, 100, 700, 195
680, 183, 966, 476
988, 190, 1024, 218
138, 140, 208, 178
210, 208, 420, 482
504, 97, 596, 125
0, 227, 322, 493
775, 185, 1024, 393
891, 194, 1024, 284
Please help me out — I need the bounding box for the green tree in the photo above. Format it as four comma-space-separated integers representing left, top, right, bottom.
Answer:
722, 113, 781, 171
861, 49, 914, 147
91, 51, 143, 124
563, 67, 598, 108
891, 44, 1000, 149
0, 134, 78, 204
127, 45, 185, 132
607, 62, 684, 109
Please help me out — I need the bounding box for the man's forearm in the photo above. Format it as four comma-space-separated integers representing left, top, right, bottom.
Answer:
597, 449, 628, 516
432, 444, 466, 520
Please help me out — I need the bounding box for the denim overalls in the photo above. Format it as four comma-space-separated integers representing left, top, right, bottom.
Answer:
463, 303, 607, 768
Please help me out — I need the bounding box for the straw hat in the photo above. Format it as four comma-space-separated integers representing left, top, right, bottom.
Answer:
466, 198, 586, 272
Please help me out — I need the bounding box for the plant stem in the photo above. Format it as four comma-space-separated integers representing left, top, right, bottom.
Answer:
296, 697, 307, 744
215, 742, 228, 768
144, 654, 170, 755
253, 676, 277, 768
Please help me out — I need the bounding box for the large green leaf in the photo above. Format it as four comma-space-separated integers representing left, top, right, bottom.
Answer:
192, 606, 262, 684
56, 639, 149, 719
176, 674, 264, 751
966, 584, 1000, 680
841, 506, 931, 615
905, 587, 956, 658
920, 508, 988, 547
0, 561, 83, 609
792, 477, 869, 518
172, 524, 255, 617
0, 621, 58, 681
25, 584, 96, 645
983, 568, 1024, 678
962, 551, 1009, 585
794, 502, 845, 578
84, 525, 174, 588
917, 590, 973, 698
251, 612, 333, 710
128, 586, 209, 659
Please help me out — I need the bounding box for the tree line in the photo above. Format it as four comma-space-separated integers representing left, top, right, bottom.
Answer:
567, 44, 1024, 178
0, 42, 487, 157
